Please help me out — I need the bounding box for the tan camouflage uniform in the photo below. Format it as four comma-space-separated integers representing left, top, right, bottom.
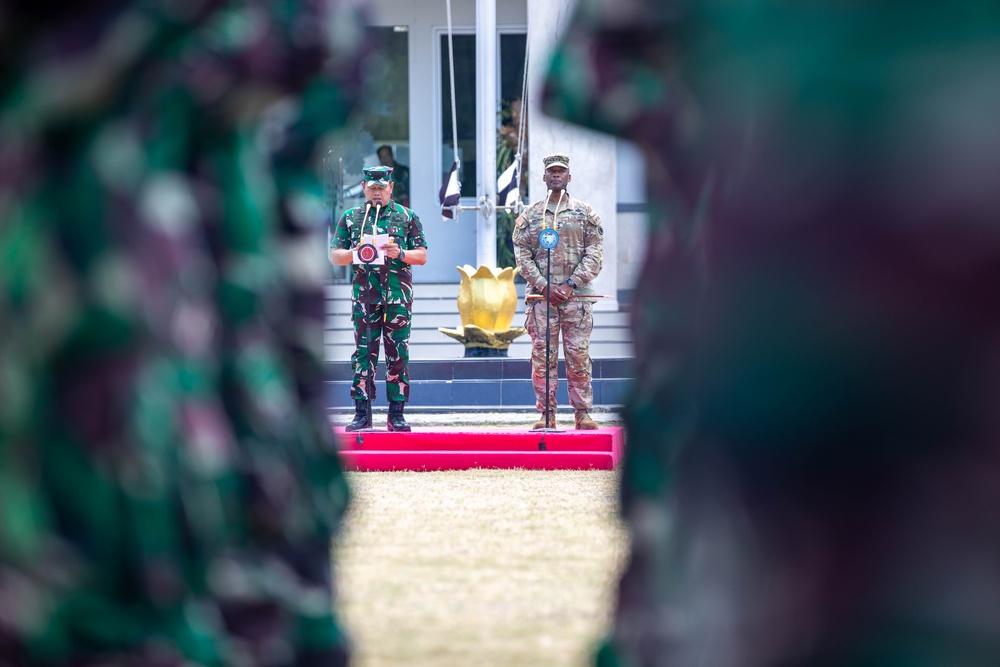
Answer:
513, 192, 603, 415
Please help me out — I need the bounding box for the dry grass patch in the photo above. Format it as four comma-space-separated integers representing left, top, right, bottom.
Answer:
335, 469, 628, 667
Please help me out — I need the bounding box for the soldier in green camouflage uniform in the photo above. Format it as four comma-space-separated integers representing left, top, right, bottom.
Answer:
0, 1, 366, 664
330, 166, 428, 432
542, 1, 1000, 666
513, 153, 603, 430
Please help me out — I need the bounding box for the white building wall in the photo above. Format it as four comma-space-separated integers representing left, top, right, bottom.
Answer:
616, 139, 647, 296
526, 0, 618, 310
363, 0, 643, 300
367, 0, 532, 283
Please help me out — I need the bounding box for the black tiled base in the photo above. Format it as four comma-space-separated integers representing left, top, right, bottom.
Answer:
326, 358, 633, 412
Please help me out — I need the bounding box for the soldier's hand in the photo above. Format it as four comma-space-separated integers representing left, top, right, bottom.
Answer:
380, 240, 401, 259
550, 284, 572, 305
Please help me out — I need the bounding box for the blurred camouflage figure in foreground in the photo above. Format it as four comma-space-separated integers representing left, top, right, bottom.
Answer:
0, 0, 368, 664
544, 1, 1000, 665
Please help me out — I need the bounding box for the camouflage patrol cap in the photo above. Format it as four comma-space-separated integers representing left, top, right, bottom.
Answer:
542, 153, 570, 170
362, 165, 393, 186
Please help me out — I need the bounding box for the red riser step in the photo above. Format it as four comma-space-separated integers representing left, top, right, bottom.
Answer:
332, 427, 625, 471
334, 428, 618, 452
338, 449, 616, 472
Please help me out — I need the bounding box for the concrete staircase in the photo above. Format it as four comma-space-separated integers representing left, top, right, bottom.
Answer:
324, 282, 635, 411
324, 282, 634, 361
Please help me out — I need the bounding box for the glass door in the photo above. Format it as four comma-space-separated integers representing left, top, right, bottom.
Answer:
325, 26, 410, 283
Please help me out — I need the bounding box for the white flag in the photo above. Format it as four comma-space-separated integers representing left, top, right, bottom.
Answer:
497, 159, 520, 209
439, 161, 461, 221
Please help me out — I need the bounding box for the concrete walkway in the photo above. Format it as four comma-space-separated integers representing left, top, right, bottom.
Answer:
330, 407, 624, 429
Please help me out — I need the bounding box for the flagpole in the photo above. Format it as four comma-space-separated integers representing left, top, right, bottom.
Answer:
476, 0, 497, 268
445, 0, 459, 170
545, 244, 552, 429
441, 0, 463, 223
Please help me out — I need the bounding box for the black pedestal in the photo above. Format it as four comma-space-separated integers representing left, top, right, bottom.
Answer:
464, 347, 508, 358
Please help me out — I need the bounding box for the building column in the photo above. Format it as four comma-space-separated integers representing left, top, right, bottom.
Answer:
475, 0, 498, 268
526, 0, 618, 311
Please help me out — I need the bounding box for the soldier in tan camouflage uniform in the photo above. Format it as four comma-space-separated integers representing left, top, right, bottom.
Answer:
513, 153, 603, 430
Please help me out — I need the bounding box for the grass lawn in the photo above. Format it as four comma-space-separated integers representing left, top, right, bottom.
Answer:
335, 468, 628, 667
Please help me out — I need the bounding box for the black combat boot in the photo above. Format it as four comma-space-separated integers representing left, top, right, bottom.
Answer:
387, 401, 411, 432
345, 399, 371, 432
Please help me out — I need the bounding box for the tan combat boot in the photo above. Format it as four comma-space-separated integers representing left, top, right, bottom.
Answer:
575, 409, 598, 430
532, 412, 557, 430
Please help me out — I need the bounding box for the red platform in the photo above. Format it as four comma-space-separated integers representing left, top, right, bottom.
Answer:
333, 426, 624, 471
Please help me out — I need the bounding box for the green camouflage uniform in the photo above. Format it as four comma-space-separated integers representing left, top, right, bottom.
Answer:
0, 1, 366, 664
332, 201, 427, 403
513, 193, 603, 413
543, 1, 1000, 666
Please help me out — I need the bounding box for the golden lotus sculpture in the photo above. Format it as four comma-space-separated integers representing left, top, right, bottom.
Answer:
438, 264, 527, 356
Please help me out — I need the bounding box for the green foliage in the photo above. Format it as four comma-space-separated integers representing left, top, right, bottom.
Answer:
496, 209, 517, 270
496, 99, 522, 270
